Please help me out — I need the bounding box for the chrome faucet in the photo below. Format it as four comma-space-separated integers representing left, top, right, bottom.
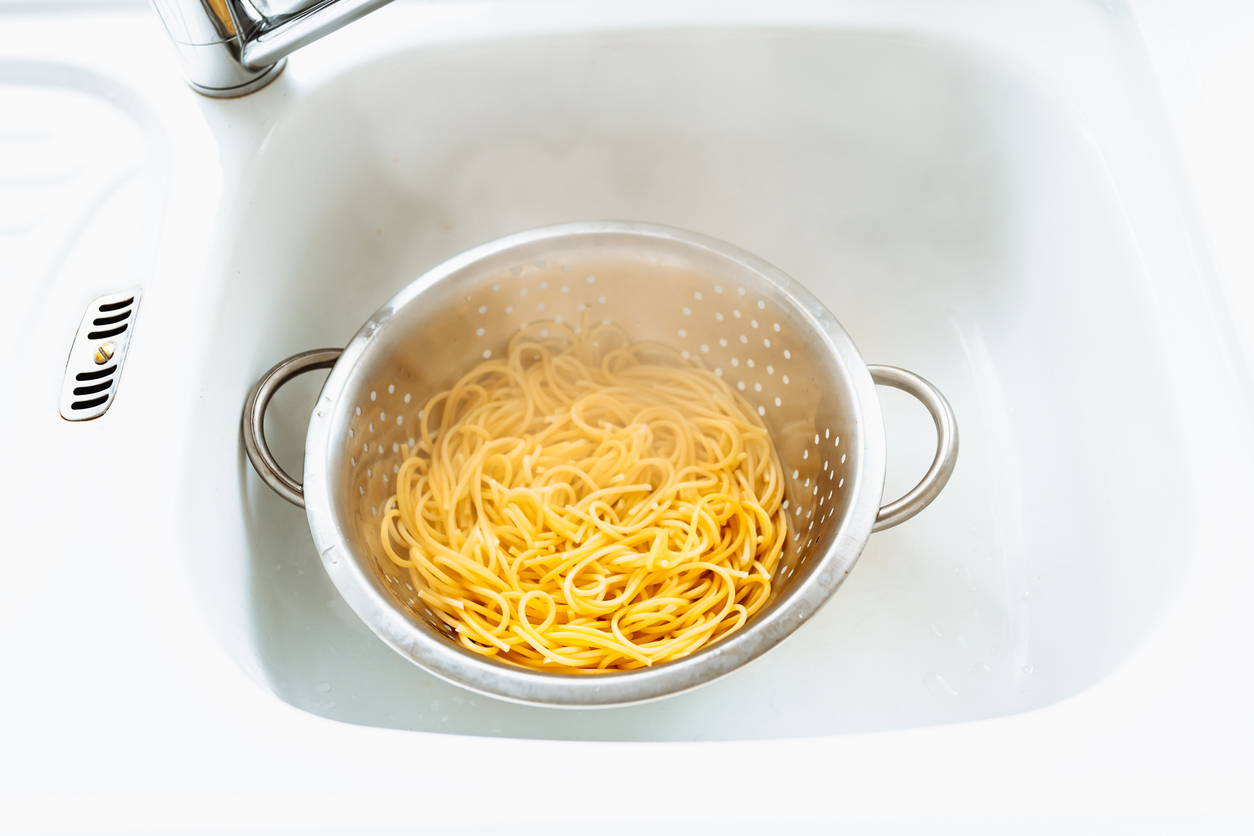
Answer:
149, 0, 396, 97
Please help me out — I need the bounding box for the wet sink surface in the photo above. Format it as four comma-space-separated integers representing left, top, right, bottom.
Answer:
181, 29, 1189, 740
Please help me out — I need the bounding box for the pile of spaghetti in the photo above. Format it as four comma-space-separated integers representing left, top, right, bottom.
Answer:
380, 320, 788, 671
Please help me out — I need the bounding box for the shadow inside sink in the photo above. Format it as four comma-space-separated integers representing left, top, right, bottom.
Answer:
181, 29, 1191, 740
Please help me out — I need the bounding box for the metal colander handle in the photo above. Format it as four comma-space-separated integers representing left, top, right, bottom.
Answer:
242, 353, 957, 528
868, 365, 959, 532
242, 348, 343, 509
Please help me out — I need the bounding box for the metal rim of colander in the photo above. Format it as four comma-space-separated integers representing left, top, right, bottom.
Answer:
300, 221, 889, 708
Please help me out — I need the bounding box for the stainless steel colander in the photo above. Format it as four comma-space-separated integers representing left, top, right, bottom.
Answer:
242, 222, 957, 707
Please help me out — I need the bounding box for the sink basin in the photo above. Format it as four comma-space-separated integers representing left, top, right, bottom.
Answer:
178, 26, 1191, 741
4, 0, 1254, 829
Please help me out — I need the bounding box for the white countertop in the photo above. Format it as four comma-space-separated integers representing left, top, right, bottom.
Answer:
1, 1, 1252, 831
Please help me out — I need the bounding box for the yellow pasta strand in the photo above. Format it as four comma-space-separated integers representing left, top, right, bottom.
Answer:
380, 319, 788, 672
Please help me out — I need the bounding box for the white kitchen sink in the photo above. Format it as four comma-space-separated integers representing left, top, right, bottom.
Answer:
3, 1, 1252, 829
180, 25, 1190, 740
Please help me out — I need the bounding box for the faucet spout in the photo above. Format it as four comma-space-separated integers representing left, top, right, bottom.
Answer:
148, 0, 398, 98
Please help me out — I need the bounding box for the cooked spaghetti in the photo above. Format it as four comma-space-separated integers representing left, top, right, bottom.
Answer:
379, 319, 788, 671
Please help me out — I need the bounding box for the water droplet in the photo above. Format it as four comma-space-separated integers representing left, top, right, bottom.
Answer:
1021, 591, 1033, 601
972, 662, 993, 676
313, 683, 331, 693
924, 672, 958, 702
1022, 665, 1035, 675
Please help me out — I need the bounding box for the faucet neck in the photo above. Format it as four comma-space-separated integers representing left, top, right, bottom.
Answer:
148, 0, 397, 98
